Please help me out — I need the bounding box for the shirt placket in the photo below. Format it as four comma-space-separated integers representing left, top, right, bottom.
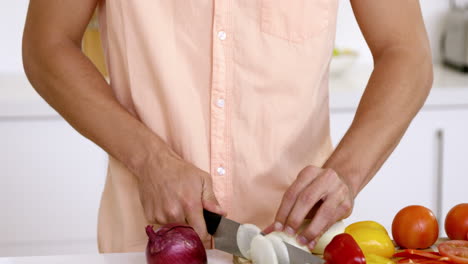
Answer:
210, 0, 233, 212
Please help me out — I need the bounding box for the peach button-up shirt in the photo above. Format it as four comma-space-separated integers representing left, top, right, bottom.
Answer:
97, 0, 338, 253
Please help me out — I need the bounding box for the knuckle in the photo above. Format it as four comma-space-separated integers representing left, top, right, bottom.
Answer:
341, 200, 353, 216
297, 168, 310, 179
300, 166, 318, 178
166, 207, 182, 221
283, 189, 298, 201
153, 214, 166, 225
324, 168, 338, 179
183, 198, 198, 211
341, 201, 352, 211
337, 184, 348, 196
298, 191, 315, 204
287, 217, 302, 229
302, 227, 320, 241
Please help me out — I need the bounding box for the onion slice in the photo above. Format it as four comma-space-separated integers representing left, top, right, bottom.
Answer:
237, 224, 261, 260
250, 234, 279, 264
312, 220, 346, 254
265, 233, 289, 264
268, 231, 310, 252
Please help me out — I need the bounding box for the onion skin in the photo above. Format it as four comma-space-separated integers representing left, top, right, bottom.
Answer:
146, 224, 207, 264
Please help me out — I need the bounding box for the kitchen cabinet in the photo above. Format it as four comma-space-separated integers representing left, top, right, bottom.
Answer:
440, 109, 468, 236
330, 107, 468, 237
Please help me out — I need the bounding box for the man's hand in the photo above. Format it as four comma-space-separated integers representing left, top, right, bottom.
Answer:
22, 0, 225, 247
272, 166, 354, 249
269, 0, 432, 251
137, 150, 225, 247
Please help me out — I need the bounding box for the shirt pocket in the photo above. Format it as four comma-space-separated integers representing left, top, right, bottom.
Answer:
261, 0, 331, 43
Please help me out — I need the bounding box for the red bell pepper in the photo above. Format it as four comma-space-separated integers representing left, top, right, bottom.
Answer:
324, 233, 366, 264
393, 249, 443, 260
393, 249, 451, 264
397, 259, 449, 264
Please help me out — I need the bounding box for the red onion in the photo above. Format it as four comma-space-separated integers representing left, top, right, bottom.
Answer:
145, 224, 207, 264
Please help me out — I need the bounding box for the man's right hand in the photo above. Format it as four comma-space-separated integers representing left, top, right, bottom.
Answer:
22, 0, 224, 248
136, 149, 225, 247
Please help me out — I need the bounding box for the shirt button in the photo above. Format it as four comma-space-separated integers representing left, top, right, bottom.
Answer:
216, 98, 225, 108
217, 31, 227, 41
216, 166, 226, 176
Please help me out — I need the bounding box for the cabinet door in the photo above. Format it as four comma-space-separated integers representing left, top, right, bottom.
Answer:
440, 108, 468, 237
0, 118, 107, 256
330, 110, 442, 234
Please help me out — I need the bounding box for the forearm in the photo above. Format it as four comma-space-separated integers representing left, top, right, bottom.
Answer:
325, 47, 433, 196
23, 40, 172, 175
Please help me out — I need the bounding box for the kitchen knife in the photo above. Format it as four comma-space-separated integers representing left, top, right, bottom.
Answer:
203, 209, 244, 257
203, 209, 325, 264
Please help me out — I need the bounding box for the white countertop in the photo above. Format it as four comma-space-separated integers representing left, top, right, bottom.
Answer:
1, 64, 467, 118
0, 250, 233, 264
329, 63, 468, 112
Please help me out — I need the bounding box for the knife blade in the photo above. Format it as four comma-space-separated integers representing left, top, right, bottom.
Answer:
203, 209, 325, 264
285, 242, 324, 264
203, 209, 243, 257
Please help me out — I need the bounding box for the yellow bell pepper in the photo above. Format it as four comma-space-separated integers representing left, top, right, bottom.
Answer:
345, 221, 395, 258
365, 254, 395, 264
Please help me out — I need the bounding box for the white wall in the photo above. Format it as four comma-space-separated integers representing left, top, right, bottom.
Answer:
0, 0, 29, 73
0, 1, 454, 73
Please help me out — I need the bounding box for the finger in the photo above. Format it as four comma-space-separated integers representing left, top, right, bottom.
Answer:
201, 174, 226, 216
297, 197, 340, 249
184, 198, 210, 243
202, 238, 213, 249
162, 203, 185, 224
298, 193, 352, 250
305, 200, 324, 219
262, 224, 275, 235
274, 166, 320, 232
283, 175, 328, 235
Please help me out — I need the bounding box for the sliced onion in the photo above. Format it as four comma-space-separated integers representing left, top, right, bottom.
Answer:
237, 224, 261, 260
250, 234, 279, 264
265, 233, 289, 264
312, 220, 346, 254
268, 231, 310, 252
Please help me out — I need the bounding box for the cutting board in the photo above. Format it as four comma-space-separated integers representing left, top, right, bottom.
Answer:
0, 240, 450, 264
0, 250, 233, 264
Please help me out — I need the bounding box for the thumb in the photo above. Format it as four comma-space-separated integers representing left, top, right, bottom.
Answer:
201, 175, 226, 216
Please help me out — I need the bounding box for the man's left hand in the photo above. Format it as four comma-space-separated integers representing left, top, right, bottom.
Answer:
271, 165, 355, 250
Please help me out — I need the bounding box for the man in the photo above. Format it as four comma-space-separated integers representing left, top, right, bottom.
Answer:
22, 0, 433, 253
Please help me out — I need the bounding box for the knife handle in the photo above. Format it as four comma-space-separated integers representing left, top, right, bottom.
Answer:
203, 209, 222, 235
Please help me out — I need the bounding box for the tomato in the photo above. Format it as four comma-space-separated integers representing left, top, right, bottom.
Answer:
445, 203, 468, 241
438, 240, 468, 264
391, 205, 439, 249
